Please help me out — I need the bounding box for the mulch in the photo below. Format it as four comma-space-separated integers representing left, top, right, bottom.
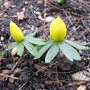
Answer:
0, 0, 90, 90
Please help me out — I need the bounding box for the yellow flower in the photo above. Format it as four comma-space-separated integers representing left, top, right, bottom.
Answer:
10, 21, 24, 41
50, 16, 67, 41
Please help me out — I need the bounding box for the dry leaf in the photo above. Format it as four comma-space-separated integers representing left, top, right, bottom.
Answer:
17, 12, 24, 20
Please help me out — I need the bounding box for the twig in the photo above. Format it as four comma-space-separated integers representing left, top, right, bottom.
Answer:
55, 63, 65, 90
63, 9, 73, 25
0, 73, 19, 79
44, 0, 47, 30
11, 56, 22, 72
19, 82, 27, 90
81, 19, 90, 32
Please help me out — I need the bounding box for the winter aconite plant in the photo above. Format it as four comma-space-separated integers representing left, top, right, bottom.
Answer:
0, 21, 46, 56
35, 16, 90, 63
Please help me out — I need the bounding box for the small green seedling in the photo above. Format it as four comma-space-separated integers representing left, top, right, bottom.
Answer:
35, 17, 90, 63
0, 21, 46, 57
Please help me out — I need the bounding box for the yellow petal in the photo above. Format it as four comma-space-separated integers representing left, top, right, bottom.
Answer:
10, 21, 24, 41
50, 16, 66, 41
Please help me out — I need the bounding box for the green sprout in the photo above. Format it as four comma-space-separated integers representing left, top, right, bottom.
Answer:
57, 0, 64, 4
0, 21, 46, 57
35, 17, 90, 63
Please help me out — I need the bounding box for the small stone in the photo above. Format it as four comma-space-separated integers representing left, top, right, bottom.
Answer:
11, 5, 16, 8
77, 85, 86, 90
72, 70, 90, 81
44, 16, 53, 23
37, 0, 43, 5
14, 68, 22, 73
6, 63, 15, 69
38, 15, 43, 21
4, 1, 12, 8
79, 50, 83, 54
60, 53, 64, 57
24, 1, 28, 4
72, 26, 77, 31
70, 38, 75, 41
25, 25, 31, 29
34, 11, 41, 16
22, 7, 25, 11
11, 47, 17, 56
1, 36, 4, 41
9, 74, 15, 83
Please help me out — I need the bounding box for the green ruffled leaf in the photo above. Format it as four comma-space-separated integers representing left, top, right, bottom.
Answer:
45, 44, 59, 63
17, 42, 24, 56
59, 42, 81, 61
23, 40, 38, 56
64, 40, 90, 50
25, 37, 46, 45
24, 28, 37, 39
34, 41, 53, 59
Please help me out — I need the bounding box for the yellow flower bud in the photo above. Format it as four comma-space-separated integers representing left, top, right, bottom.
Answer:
50, 16, 67, 41
10, 21, 24, 41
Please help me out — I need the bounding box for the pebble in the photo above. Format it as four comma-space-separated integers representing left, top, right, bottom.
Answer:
9, 74, 15, 83
72, 26, 77, 31
6, 63, 15, 69
34, 11, 41, 16
14, 68, 22, 73
72, 70, 90, 81
25, 25, 31, 29
38, 15, 43, 21
24, 1, 28, 5
11, 47, 17, 56
11, 5, 16, 8
70, 38, 75, 41
77, 85, 86, 90
79, 50, 83, 54
44, 16, 53, 22
37, 0, 43, 5
0, 36, 4, 41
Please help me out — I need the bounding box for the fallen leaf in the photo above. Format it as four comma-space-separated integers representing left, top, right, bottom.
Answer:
17, 12, 24, 20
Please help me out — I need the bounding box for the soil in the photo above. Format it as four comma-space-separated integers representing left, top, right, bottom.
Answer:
0, 0, 90, 90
